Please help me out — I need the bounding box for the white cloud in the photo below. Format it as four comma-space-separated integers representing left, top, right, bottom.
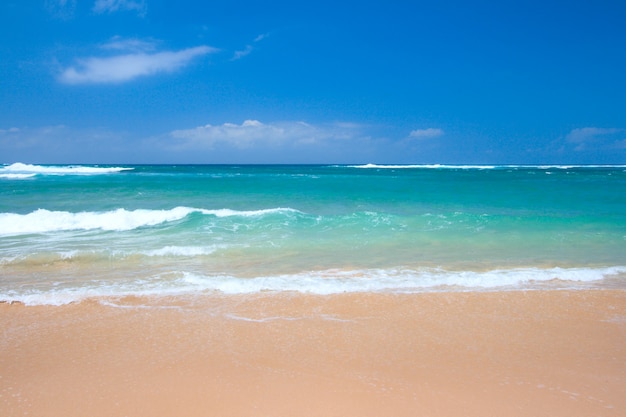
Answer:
566, 127, 625, 151
46, 0, 77, 19
409, 128, 444, 139
0, 125, 143, 163
93, 0, 147, 15
566, 127, 622, 143
169, 120, 363, 150
0, 122, 382, 164
101, 37, 157, 52
232, 45, 254, 61
58, 45, 217, 84
231, 34, 269, 61
1, 125, 67, 160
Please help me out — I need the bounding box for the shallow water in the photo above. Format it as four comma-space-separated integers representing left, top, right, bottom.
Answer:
1, 163, 625, 304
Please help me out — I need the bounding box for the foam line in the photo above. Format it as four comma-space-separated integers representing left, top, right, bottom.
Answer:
0, 162, 133, 175
3, 266, 623, 306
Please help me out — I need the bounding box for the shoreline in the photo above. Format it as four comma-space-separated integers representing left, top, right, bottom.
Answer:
2, 290, 625, 416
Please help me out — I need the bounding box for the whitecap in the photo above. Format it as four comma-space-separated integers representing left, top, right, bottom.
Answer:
348, 164, 496, 169
0, 162, 133, 175
0, 206, 302, 236
0, 207, 196, 235
0, 173, 37, 179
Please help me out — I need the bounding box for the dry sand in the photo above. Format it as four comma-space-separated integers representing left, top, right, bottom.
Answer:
1, 290, 625, 416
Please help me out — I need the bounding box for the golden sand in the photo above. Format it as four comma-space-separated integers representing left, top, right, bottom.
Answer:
1, 290, 625, 416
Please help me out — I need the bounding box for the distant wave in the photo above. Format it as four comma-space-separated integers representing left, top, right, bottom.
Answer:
0, 162, 133, 175
534, 164, 626, 169
3, 266, 625, 306
346, 163, 626, 170
349, 164, 497, 169
0, 206, 301, 235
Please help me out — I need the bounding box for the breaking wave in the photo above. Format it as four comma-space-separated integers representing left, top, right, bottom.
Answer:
0, 207, 301, 235
2, 266, 625, 306
0, 162, 133, 175
347, 164, 626, 170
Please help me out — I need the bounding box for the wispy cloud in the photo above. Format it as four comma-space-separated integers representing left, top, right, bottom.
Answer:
0, 127, 20, 135
0, 125, 137, 163
93, 0, 147, 16
231, 33, 269, 61
58, 43, 217, 85
409, 128, 444, 139
566, 127, 625, 151
45, 0, 77, 19
1, 121, 382, 164
566, 127, 621, 142
100, 36, 158, 52
169, 120, 367, 150
232, 45, 254, 61
163, 119, 387, 163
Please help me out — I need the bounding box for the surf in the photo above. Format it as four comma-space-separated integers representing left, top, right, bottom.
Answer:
0, 162, 133, 175
0, 206, 302, 235
2, 265, 625, 306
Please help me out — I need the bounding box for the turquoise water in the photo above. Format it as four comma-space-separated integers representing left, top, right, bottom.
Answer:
1, 163, 625, 304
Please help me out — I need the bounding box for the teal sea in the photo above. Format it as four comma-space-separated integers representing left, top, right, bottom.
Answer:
1, 163, 625, 305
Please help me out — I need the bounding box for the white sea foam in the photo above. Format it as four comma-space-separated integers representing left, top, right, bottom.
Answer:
350, 164, 497, 169
537, 165, 577, 169
347, 164, 626, 170
202, 207, 300, 217
0, 206, 301, 235
0, 173, 37, 179
0, 207, 196, 235
178, 266, 626, 295
0, 162, 133, 175
142, 245, 223, 257
535, 164, 626, 169
350, 163, 422, 169
3, 266, 624, 306
0, 245, 230, 265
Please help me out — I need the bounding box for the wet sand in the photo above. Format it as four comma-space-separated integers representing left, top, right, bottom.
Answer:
1, 290, 625, 416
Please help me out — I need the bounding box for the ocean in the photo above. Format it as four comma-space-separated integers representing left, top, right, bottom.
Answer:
1, 162, 625, 305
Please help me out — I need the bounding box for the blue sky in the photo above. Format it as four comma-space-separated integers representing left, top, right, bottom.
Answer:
1, 0, 625, 164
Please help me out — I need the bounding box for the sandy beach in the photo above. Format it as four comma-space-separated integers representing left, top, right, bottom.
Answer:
1, 290, 625, 416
